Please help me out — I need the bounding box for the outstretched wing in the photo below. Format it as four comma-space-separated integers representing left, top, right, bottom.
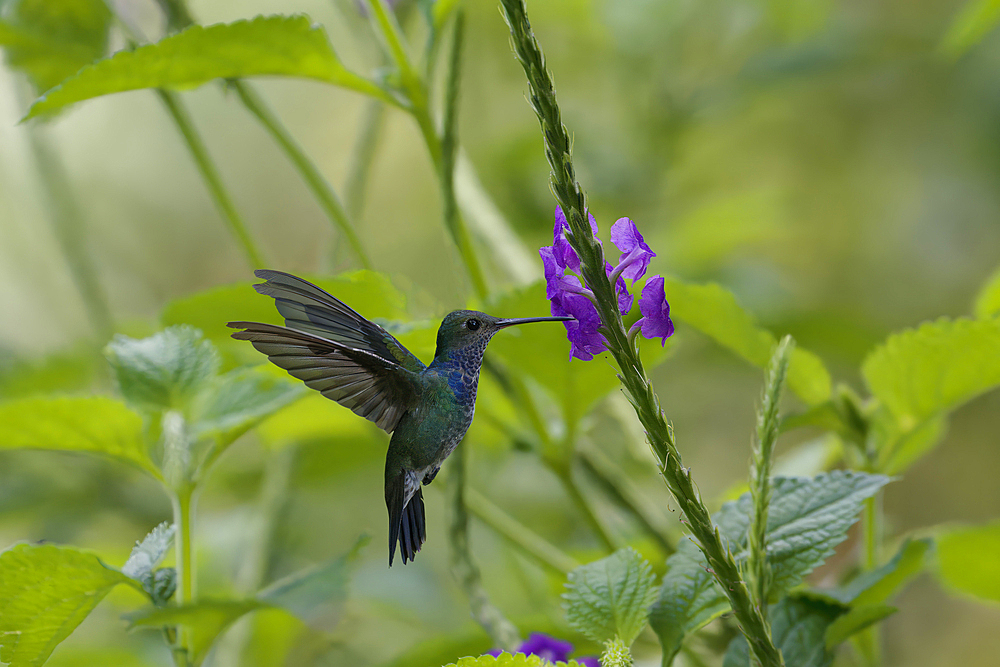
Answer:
251, 270, 426, 373
228, 322, 420, 433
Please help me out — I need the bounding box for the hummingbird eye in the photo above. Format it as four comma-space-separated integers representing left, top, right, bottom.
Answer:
465, 318, 481, 331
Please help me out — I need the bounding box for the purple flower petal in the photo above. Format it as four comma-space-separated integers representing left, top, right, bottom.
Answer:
553, 206, 601, 271
553, 293, 607, 361
638, 275, 674, 345
518, 633, 574, 662
606, 262, 634, 315
576, 657, 601, 667
610, 217, 656, 281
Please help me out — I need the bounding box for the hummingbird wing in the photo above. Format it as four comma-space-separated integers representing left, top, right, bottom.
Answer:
228, 322, 420, 433
250, 270, 426, 373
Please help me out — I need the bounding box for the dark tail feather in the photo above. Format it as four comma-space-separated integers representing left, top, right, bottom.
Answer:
388, 488, 425, 566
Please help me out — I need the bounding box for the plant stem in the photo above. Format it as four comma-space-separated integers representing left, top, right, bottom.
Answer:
557, 463, 617, 554
859, 493, 883, 666
465, 487, 579, 575
448, 443, 521, 651
497, 2, 784, 664
344, 99, 387, 220
748, 336, 794, 614
171, 485, 196, 664
156, 89, 266, 269
230, 80, 373, 270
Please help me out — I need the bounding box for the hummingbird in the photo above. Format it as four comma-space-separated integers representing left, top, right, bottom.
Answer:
228, 270, 571, 566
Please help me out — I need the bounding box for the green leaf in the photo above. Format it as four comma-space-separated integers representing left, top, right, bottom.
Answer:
875, 412, 948, 475
723, 598, 844, 667
259, 535, 368, 630
935, 520, 1000, 603
563, 547, 658, 646
125, 600, 266, 666
824, 604, 896, 649
649, 471, 888, 663
122, 522, 175, 594
0, 396, 158, 478
662, 277, 831, 405
444, 656, 589, 667
810, 538, 931, 607
0, 0, 110, 93
105, 326, 219, 413
974, 265, 1000, 318
0, 345, 100, 399
941, 0, 1000, 59
862, 317, 1000, 428
189, 367, 304, 443
25, 15, 394, 119
0, 544, 140, 667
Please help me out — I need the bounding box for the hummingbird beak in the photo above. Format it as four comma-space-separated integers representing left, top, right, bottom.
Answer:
496, 316, 573, 328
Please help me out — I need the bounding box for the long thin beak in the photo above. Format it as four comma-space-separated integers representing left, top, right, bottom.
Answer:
497, 316, 573, 328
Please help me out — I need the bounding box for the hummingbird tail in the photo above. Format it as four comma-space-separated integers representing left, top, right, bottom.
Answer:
387, 474, 427, 566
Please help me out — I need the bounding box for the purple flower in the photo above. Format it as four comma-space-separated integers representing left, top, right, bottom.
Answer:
553, 206, 600, 271
609, 217, 655, 282
486, 633, 600, 665
606, 261, 633, 316
553, 292, 607, 361
636, 275, 674, 345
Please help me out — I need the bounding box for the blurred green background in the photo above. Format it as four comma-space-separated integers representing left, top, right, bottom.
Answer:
1, 0, 999, 665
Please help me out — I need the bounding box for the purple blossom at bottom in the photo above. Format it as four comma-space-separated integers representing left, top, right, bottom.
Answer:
637, 275, 674, 345
486, 633, 600, 666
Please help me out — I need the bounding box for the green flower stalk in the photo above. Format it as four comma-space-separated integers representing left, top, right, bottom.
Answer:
747, 336, 794, 614
497, 1, 785, 664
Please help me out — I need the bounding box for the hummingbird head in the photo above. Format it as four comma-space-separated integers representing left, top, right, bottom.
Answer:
434, 310, 572, 361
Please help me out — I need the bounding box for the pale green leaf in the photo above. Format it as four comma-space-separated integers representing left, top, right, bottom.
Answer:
941, 0, 1000, 58
0, 396, 158, 478
662, 277, 831, 404
723, 598, 844, 667
125, 600, 266, 666
0, 544, 139, 667
862, 317, 1000, 428
255, 393, 375, 448
875, 413, 948, 475
433, 0, 464, 29
563, 547, 658, 646
259, 535, 368, 630
650, 471, 888, 662
974, 265, 1000, 318
105, 326, 219, 412
189, 367, 304, 443
122, 522, 175, 592
935, 520, 1000, 603
444, 655, 588, 667
26, 15, 393, 119
824, 604, 896, 649
810, 538, 930, 607
0, 0, 110, 93
0, 344, 100, 399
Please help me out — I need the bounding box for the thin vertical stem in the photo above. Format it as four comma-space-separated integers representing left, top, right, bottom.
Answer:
344, 99, 387, 220
170, 486, 196, 665
859, 493, 883, 666
229, 81, 372, 270
556, 464, 617, 554
156, 89, 266, 269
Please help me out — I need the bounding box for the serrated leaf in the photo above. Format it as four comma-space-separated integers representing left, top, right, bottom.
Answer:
0, 396, 158, 478
122, 522, 175, 592
940, 0, 1000, 58
824, 604, 896, 648
125, 600, 266, 666
974, 265, 1000, 318
259, 535, 367, 630
935, 520, 1000, 603
811, 538, 930, 607
662, 277, 831, 405
723, 598, 844, 667
0, 0, 110, 93
25, 14, 393, 119
189, 367, 304, 443
650, 471, 889, 663
862, 317, 1000, 428
105, 326, 219, 413
444, 655, 588, 667
0, 544, 140, 667
563, 547, 658, 646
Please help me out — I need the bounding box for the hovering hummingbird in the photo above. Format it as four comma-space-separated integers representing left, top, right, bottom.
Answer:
228, 270, 571, 566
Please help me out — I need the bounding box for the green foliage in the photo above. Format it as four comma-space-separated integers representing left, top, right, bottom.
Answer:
823, 604, 896, 649
935, 520, 1000, 603
443, 655, 588, 667
941, 0, 1000, 58
563, 547, 658, 646
975, 266, 1000, 318
126, 600, 266, 666
811, 538, 931, 607
106, 326, 219, 413
0, 544, 141, 667
722, 598, 845, 667
25, 15, 393, 119
0, 345, 99, 399
649, 471, 889, 663
0, 0, 110, 93
862, 317, 1000, 428
188, 366, 305, 443
873, 411, 948, 475
0, 395, 157, 478
121, 522, 175, 596
661, 277, 831, 405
